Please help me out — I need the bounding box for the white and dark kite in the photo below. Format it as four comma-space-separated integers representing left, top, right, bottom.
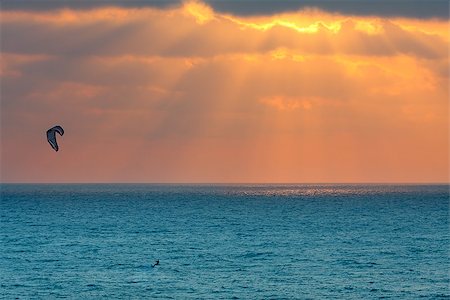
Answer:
46, 125, 64, 152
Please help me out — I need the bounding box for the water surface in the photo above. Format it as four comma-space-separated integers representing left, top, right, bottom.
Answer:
1, 184, 448, 299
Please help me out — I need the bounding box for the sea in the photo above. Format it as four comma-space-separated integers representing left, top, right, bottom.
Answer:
1, 184, 449, 299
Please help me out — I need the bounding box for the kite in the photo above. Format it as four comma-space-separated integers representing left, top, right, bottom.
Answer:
46, 125, 64, 152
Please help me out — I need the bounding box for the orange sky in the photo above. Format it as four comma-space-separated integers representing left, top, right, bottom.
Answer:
1, 1, 448, 183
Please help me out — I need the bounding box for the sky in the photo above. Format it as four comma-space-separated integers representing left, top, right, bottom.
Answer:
1, 0, 449, 183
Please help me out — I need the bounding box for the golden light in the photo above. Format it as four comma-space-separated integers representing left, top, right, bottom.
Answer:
183, 1, 215, 24
1, 1, 448, 182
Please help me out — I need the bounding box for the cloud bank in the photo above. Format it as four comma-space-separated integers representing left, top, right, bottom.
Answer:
2, 0, 449, 19
1, 2, 448, 182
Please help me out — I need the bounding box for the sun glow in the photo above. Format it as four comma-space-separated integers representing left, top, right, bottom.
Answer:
1, 1, 448, 183
183, 1, 215, 24
222, 14, 342, 34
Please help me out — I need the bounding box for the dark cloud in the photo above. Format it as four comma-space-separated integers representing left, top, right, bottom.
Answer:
207, 0, 449, 19
2, 0, 449, 19
0, 0, 180, 11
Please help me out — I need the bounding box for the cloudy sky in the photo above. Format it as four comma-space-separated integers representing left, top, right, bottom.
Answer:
1, 0, 448, 183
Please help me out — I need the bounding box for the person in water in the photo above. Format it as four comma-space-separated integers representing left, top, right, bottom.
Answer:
152, 260, 159, 267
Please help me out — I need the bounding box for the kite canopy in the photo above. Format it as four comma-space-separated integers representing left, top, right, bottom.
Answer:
46, 125, 64, 152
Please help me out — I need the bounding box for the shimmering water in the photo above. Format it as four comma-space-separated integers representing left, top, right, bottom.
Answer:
1, 184, 449, 299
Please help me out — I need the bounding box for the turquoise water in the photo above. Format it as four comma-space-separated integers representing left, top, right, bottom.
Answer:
1, 184, 449, 299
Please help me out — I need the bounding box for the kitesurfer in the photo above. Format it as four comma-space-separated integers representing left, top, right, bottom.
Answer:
152, 260, 160, 267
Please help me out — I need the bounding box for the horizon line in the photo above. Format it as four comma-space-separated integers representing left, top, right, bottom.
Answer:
1, 182, 449, 185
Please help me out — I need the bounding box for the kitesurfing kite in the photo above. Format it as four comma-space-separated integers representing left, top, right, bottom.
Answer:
46, 125, 64, 152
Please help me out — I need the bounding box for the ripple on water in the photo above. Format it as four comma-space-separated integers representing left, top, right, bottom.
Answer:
1, 184, 448, 299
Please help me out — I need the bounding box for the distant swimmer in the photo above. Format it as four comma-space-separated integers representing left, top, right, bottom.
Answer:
151, 260, 160, 267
